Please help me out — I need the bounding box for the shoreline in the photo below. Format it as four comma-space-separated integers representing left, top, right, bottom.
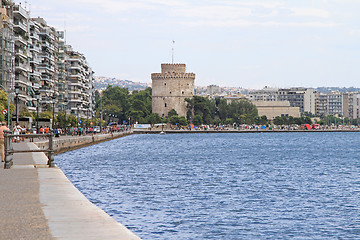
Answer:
133, 129, 360, 134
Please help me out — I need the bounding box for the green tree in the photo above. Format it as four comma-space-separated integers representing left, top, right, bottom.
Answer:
169, 115, 180, 125
20, 107, 33, 117
192, 114, 203, 126
178, 116, 188, 126
0, 90, 14, 123
146, 113, 161, 124
168, 109, 178, 117
40, 111, 53, 119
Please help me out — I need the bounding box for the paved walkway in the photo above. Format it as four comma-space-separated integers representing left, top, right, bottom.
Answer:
0, 140, 141, 240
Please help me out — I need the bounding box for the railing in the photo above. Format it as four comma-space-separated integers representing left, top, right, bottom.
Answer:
3, 131, 55, 169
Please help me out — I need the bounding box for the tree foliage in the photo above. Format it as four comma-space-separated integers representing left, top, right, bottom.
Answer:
95, 86, 156, 124
186, 96, 258, 125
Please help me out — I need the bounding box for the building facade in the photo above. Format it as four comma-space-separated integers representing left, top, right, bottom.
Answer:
152, 63, 195, 117
0, 1, 95, 122
249, 87, 317, 115
67, 47, 94, 118
252, 101, 300, 120
0, 0, 14, 91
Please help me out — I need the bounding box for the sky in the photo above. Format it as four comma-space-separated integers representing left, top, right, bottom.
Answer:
16, 0, 360, 88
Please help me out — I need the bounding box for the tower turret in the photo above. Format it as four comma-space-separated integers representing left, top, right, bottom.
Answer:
151, 63, 195, 117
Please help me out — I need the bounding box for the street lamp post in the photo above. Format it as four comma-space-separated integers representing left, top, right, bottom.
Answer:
100, 92, 102, 133
77, 106, 80, 129
161, 117, 164, 132
35, 91, 40, 133
64, 98, 68, 135
52, 95, 56, 130
15, 83, 20, 124
86, 106, 89, 134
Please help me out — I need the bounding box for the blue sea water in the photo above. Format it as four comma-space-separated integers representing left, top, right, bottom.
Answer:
55, 133, 360, 239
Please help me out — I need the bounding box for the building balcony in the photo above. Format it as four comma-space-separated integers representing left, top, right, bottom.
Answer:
38, 65, 55, 72
29, 45, 41, 53
39, 53, 55, 62
13, 5, 29, 19
41, 77, 54, 83
30, 58, 40, 65
39, 28, 51, 37
69, 90, 82, 95
14, 35, 28, 46
70, 82, 83, 87
29, 71, 41, 78
15, 63, 29, 72
69, 98, 82, 103
30, 33, 40, 41
39, 87, 55, 94
32, 83, 41, 89
13, 21, 27, 32
15, 49, 28, 59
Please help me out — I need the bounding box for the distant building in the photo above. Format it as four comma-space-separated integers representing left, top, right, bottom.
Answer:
248, 86, 278, 101
252, 101, 301, 120
249, 87, 316, 115
278, 88, 316, 114
206, 85, 221, 96
151, 63, 195, 117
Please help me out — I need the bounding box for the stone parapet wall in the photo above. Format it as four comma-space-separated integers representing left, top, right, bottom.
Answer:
34, 132, 132, 154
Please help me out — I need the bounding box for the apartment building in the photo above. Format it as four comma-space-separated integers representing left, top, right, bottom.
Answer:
56, 30, 68, 112
32, 17, 58, 111
28, 18, 41, 111
249, 87, 317, 115
248, 86, 279, 101
13, 3, 31, 111
327, 92, 343, 116
342, 92, 360, 119
67, 47, 94, 118
1, 1, 95, 122
0, 0, 14, 91
315, 91, 350, 117
315, 93, 328, 117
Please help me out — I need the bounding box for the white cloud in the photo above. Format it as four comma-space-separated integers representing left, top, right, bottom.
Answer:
348, 29, 360, 36
290, 8, 330, 18
180, 19, 336, 28
174, 6, 252, 20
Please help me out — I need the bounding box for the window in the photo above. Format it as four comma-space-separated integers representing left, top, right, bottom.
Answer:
165, 103, 167, 107
164, 83, 166, 86
182, 91, 184, 94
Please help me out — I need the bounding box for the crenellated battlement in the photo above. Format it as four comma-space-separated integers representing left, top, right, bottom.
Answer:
151, 72, 195, 80
161, 63, 186, 74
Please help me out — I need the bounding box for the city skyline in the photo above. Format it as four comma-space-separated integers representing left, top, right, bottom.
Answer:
20, 0, 360, 88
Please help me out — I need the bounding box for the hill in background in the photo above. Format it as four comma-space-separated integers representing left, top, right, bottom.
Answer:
95, 76, 360, 94
94, 76, 151, 91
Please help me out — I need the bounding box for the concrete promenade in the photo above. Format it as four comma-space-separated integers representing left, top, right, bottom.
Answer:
0, 132, 141, 240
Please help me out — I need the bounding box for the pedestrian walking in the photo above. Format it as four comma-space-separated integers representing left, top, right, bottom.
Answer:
0, 122, 10, 162
13, 123, 21, 143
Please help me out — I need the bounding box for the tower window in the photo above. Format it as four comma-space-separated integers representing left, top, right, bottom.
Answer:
165, 103, 167, 107
182, 91, 184, 95
164, 83, 166, 86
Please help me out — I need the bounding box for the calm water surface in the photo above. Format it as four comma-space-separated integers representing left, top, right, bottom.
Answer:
55, 133, 360, 239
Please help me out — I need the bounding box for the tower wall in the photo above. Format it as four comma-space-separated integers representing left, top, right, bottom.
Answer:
152, 63, 195, 117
